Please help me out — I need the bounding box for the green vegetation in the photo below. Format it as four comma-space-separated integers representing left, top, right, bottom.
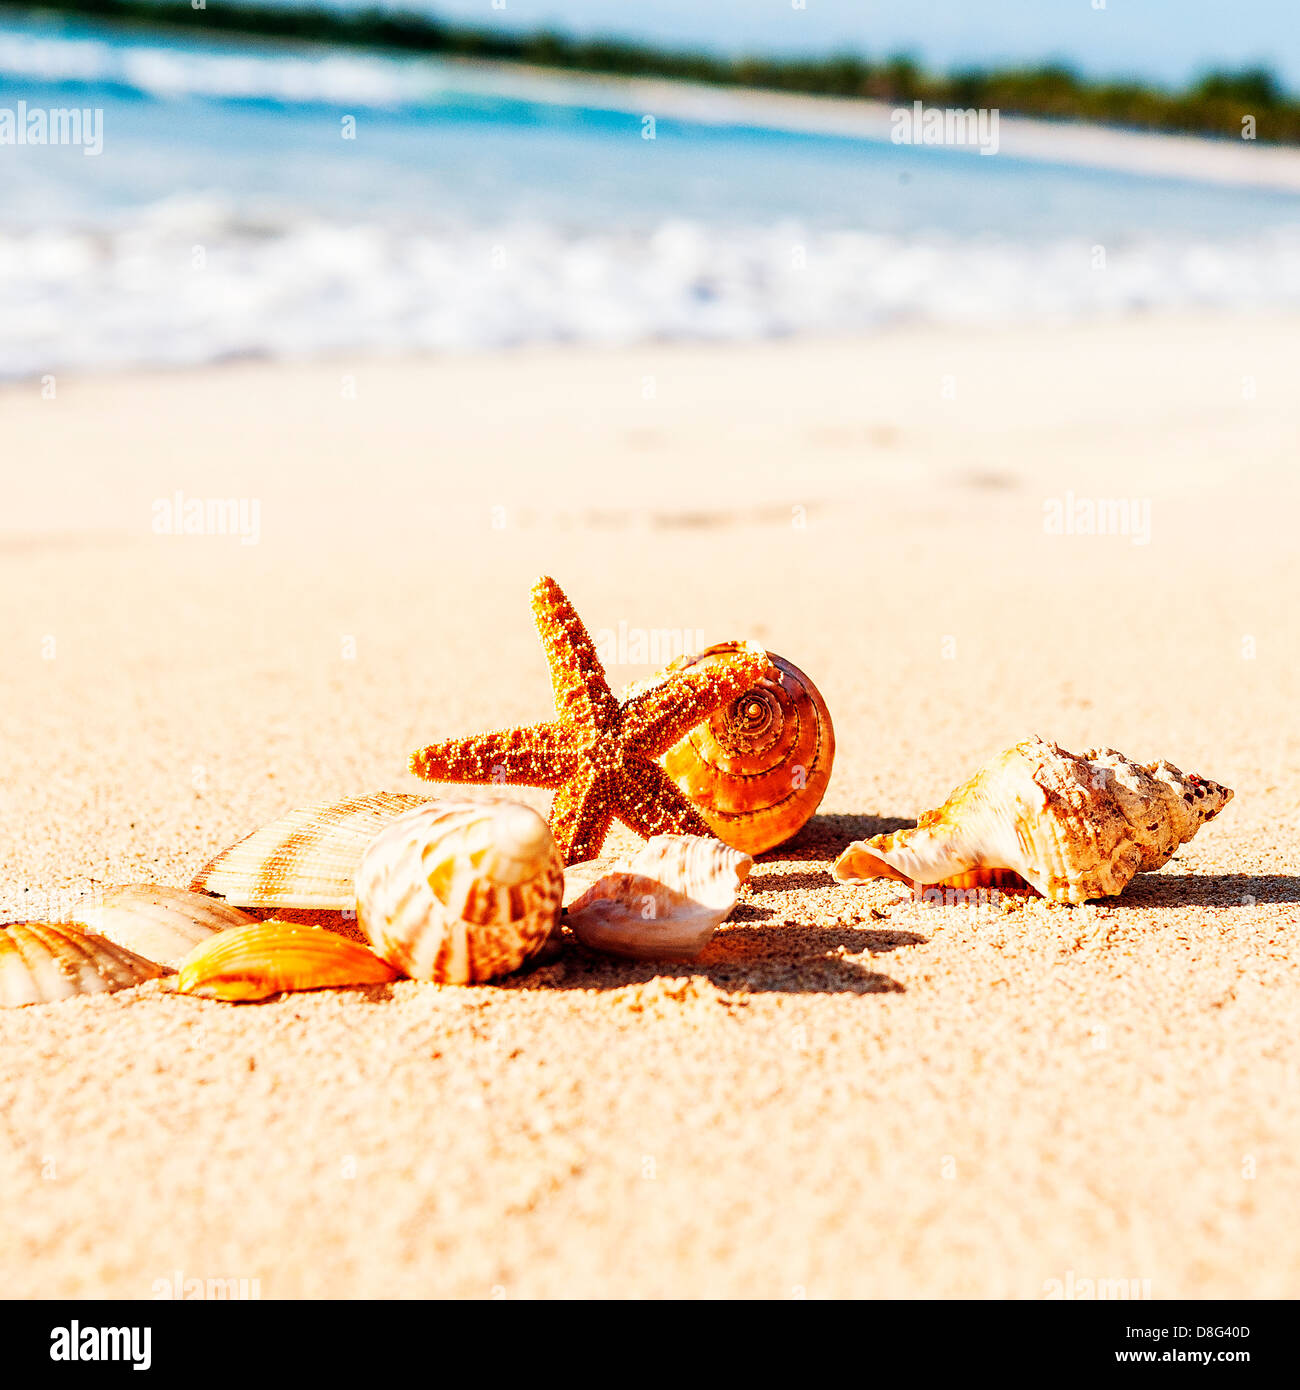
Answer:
6, 0, 1298, 144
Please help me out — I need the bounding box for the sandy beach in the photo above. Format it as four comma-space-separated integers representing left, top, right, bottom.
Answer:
462, 60, 1300, 192
1, 312, 1298, 1298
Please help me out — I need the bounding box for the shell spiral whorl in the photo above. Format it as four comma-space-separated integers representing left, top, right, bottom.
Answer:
658, 644, 835, 855
356, 799, 564, 984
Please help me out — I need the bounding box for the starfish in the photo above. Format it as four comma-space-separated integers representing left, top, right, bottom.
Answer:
410, 576, 774, 864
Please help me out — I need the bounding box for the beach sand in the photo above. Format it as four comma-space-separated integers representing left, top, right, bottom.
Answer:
1, 312, 1297, 1298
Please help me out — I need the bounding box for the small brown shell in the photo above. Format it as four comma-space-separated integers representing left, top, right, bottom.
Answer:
655, 645, 834, 855
175, 921, 401, 1001
0, 921, 167, 1008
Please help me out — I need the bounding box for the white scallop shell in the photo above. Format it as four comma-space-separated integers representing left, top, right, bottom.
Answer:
565, 834, 752, 960
0, 921, 167, 1008
77, 885, 255, 969
191, 792, 431, 909
356, 799, 564, 984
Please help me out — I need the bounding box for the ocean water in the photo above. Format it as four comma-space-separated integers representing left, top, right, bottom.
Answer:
3, 15, 1300, 378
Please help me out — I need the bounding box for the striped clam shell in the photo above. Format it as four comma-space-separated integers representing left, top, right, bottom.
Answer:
356, 799, 564, 984
0, 921, 167, 1008
565, 833, 752, 961
176, 921, 401, 1002
191, 792, 432, 909
78, 885, 255, 969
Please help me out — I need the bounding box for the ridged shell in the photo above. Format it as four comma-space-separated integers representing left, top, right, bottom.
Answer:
356, 799, 564, 983
77, 885, 255, 969
191, 792, 431, 909
175, 921, 401, 1001
833, 736, 1232, 905
0, 921, 167, 1008
651, 645, 834, 855
566, 834, 752, 960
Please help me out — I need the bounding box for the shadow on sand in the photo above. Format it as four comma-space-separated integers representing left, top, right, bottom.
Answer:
1105, 871, 1300, 909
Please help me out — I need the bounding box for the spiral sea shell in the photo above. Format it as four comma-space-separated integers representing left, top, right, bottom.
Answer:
356, 799, 565, 983
833, 736, 1232, 904
650, 644, 834, 855
176, 921, 401, 1002
0, 921, 167, 1008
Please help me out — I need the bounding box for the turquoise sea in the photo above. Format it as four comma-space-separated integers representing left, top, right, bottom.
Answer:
3, 14, 1300, 377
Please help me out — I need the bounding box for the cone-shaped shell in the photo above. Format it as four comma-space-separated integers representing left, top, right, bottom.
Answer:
651, 645, 834, 855
833, 737, 1232, 905
191, 792, 431, 909
356, 799, 564, 983
175, 921, 401, 1001
0, 921, 167, 1007
566, 833, 752, 960
78, 885, 255, 969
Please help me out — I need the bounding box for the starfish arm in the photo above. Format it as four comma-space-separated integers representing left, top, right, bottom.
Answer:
410, 721, 578, 790
615, 759, 713, 840
621, 643, 773, 756
531, 575, 620, 733
549, 766, 615, 864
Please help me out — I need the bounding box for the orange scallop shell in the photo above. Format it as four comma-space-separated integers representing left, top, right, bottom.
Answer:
175, 921, 401, 1002
657, 645, 835, 855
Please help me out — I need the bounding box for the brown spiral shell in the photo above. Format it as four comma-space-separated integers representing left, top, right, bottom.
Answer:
657, 644, 835, 855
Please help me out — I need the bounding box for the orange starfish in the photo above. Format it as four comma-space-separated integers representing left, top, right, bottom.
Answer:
410, 576, 774, 864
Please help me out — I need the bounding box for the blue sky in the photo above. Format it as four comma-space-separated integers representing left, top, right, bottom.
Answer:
407, 0, 1300, 92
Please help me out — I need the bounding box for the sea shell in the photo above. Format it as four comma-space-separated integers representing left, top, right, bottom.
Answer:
561, 852, 623, 909
191, 791, 430, 909
356, 799, 564, 983
0, 921, 167, 1008
77, 885, 255, 969
176, 921, 401, 1002
566, 833, 752, 960
833, 736, 1232, 905
649, 644, 834, 855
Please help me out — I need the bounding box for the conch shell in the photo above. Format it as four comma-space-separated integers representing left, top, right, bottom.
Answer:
648, 645, 834, 855
0, 921, 167, 1008
566, 833, 752, 960
78, 885, 255, 969
191, 792, 430, 909
176, 921, 400, 1002
833, 737, 1232, 904
356, 799, 564, 983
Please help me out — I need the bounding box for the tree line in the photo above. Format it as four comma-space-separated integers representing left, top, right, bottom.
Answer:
8, 0, 1296, 144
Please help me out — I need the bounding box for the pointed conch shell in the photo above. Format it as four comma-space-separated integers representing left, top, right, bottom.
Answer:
566, 833, 752, 960
176, 921, 400, 1001
644, 645, 834, 855
833, 736, 1232, 905
77, 885, 255, 969
0, 921, 167, 1007
356, 799, 564, 983
191, 792, 431, 909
